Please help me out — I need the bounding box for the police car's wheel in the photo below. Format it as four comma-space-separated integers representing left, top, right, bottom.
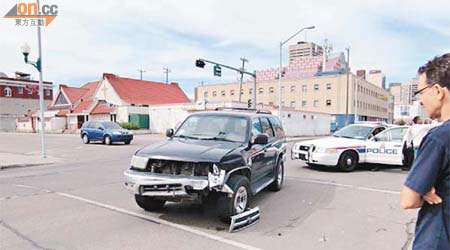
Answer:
217, 175, 251, 219
270, 159, 284, 191
134, 195, 166, 211
338, 151, 358, 172
82, 134, 89, 144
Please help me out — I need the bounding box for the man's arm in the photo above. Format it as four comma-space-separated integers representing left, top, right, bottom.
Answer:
401, 186, 424, 209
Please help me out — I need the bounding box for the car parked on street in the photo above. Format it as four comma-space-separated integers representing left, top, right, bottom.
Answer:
124, 109, 286, 226
292, 123, 409, 171
80, 121, 134, 145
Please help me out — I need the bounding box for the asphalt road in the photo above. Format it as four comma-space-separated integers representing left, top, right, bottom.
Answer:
0, 133, 417, 250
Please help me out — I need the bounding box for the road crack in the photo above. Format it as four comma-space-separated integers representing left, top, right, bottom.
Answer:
401, 218, 415, 250
0, 220, 54, 250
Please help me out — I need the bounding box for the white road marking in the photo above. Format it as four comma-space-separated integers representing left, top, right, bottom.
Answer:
15, 184, 262, 250
285, 177, 401, 195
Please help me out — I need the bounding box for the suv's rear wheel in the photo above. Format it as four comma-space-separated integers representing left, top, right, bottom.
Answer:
217, 175, 250, 219
269, 158, 284, 191
82, 134, 89, 144
135, 195, 166, 211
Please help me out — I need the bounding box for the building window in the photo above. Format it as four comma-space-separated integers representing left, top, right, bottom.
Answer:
269, 87, 274, 93
302, 85, 307, 92
281, 86, 285, 92
240, 89, 244, 95
45, 89, 51, 96
4, 87, 12, 97
326, 83, 331, 90
313, 100, 319, 107
326, 100, 331, 106
290, 101, 296, 107
18, 87, 23, 94
204, 92, 208, 97
258, 88, 264, 94
269, 102, 274, 105
290, 85, 295, 92
302, 100, 307, 107
213, 91, 217, 97
314, 84, 319, 91
249, 88, 253, 94
27, 88, 33, 95
230, 90, 235, 96
221, 90, 225, 96
281, 101, 285, 106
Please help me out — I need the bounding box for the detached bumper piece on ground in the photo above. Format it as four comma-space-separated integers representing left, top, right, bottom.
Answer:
229, 207, 260, 233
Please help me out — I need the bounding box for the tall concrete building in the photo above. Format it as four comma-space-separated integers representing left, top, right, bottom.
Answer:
288, 41, 323, 62
389, 79, 424, 121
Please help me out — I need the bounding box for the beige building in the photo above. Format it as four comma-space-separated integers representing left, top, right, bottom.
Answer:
195, 73, 390, 130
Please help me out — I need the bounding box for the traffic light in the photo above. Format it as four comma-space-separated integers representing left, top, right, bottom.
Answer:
247, 99, 252, 108
213, 65, 222, 77
195, 59, 205, 68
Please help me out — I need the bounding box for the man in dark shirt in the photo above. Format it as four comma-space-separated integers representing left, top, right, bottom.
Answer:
401, 53, 450, 250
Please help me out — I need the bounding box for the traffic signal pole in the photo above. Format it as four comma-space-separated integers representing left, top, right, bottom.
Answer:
196, 58, 256, 108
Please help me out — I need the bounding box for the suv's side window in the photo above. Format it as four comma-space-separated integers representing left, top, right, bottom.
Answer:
251, 119, 263, 136
268, 116, 284, 138
260, 117, 275, 138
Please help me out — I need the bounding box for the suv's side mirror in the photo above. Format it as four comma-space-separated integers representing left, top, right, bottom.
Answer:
166, 128, 174, 137
254, 134, 268, 145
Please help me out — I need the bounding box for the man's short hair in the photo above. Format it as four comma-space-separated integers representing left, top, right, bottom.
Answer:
418, 53, 450, 89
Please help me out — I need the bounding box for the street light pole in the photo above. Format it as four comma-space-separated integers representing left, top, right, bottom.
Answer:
37, 0, 45, 158
279, 26, 315, 118
345, 47, 350, 126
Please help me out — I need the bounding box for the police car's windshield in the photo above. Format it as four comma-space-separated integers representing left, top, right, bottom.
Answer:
174, 115, 248, 143
333, 125, 374, 140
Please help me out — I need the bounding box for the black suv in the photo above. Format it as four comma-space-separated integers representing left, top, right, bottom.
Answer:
124, 109, 286, 219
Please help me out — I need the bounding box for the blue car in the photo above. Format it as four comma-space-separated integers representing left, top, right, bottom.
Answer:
80, 121, 134, 145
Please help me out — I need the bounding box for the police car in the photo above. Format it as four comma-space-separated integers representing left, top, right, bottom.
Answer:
291, 124, 409, 172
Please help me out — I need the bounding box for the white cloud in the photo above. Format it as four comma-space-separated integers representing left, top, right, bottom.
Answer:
0, 0, 448, 97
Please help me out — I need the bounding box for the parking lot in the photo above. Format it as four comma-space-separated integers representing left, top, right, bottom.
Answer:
0, 132, 417, 250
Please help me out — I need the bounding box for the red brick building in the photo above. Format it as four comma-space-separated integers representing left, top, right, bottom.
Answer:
0, 72, 53, 131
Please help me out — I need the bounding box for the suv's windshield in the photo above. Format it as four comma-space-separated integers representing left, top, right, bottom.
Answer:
175, 115, 248, 143
333, 125, 374, 140
103, 122, 122, 129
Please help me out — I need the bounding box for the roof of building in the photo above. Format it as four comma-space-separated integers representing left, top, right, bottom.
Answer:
103, 73, 190, 105
0, 77, 53, 85
91, 102, 114, 114
72, 99, 94, 113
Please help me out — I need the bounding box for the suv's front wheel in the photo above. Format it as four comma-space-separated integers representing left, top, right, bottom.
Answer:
217, 175, 251, 219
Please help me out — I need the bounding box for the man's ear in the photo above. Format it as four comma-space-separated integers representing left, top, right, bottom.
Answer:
435, 85, 446, 101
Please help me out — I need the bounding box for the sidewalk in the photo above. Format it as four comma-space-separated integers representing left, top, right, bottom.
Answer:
0, 152, 61, 170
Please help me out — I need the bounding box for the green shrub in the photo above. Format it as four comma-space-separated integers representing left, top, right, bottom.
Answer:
118, 122, 140, 130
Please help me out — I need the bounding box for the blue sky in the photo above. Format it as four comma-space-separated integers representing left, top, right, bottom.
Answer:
1, 0, 448, 98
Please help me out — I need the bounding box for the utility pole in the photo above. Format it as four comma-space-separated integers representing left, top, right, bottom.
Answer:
345, 47, 350, 126
37, 0, 45, 158
238, 57, 248, 102
163, 67, 171, 83
137, 69, 146, 80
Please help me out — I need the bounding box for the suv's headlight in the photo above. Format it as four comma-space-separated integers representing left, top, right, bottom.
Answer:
131, 155, 148, 169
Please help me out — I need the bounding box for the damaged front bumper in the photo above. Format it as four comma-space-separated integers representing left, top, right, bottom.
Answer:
124, 169, 233, 198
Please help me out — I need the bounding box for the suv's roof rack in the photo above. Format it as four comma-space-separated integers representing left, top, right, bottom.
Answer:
214, 107, 272, 114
